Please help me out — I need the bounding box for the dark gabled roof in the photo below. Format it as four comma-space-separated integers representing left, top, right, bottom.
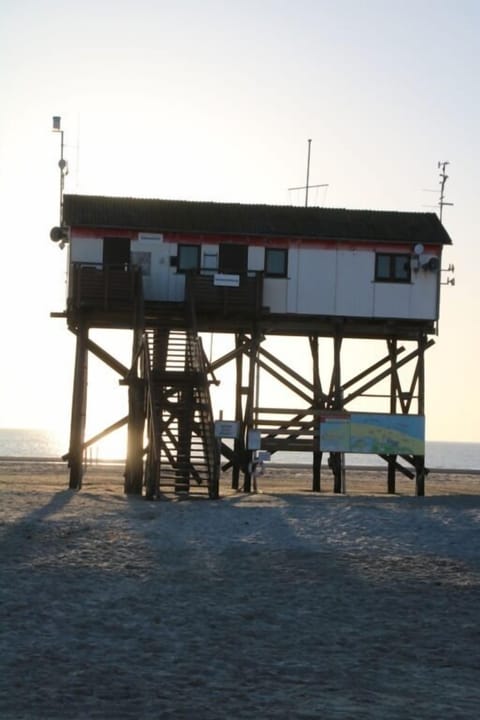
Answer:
63, 194, 453, 245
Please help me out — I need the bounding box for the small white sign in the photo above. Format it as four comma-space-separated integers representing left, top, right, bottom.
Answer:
247, 429, 262, 450
136, 233, 164, 244
214, 273, 240, 287
214, 420, 240, 439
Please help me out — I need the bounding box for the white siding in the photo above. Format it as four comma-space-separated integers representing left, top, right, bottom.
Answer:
263, 278, 288, 313
335, 250, 374, 317
69, 234, 442, 321
408, 255, 440, 319
373, 283, 411, 318
296, 248, 336, 315
286, 247, 299, 313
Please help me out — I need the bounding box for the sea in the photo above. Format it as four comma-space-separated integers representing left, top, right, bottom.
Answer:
0, 427, 479, 471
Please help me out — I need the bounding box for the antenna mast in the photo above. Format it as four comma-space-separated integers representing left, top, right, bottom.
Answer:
438, 161, 453, 223
288, 139, 328, 207
305, 138, 312, 207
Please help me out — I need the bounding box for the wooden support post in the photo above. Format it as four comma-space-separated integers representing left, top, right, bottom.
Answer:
243, 332, 260, 493
331, 453, 342, 494
387, 455, 397, 494
313, 451, 322, 493
310, 335, 322, 492
416, 334, 427, 496
124, 377, 145, 494
68, 322, 89, 490
415, 455, 426, 496
388, 338, 397, 494
145, 454, 159, 500
232, 334, 243, 490
124, 328, 145, 495
332, 334, 343, 494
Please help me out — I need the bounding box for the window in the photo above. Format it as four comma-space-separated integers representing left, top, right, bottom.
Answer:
375, 253, 411, 283
265, 248, 288, 278
203, 252, 218, 274
177, 244, 200, 272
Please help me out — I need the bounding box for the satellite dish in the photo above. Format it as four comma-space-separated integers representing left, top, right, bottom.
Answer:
413, 243, 424, 256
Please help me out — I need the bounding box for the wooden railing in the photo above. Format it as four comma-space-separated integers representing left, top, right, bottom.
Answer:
69, 263, 142, 311
185, 271, 263, 317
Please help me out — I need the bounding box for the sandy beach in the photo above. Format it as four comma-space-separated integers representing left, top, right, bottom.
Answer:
1, 462, 479, 719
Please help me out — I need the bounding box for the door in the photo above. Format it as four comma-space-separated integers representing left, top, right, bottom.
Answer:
131, 234, 170, 301
103, 237, 131, 267
218, 244, 248, 274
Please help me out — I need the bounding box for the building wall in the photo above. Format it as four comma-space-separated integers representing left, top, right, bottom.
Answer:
69, 231, 442, 321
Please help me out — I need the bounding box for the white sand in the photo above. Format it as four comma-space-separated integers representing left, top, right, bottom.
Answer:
1, 465, 479, 719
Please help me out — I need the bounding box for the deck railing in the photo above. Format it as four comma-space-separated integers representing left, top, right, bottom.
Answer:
185, 271, 263, 317
69, 263, 142, 311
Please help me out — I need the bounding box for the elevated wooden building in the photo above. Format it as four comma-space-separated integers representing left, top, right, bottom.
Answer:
52, 194, 452, 496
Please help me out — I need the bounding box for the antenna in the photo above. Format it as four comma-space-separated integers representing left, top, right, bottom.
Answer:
52, 116, 69, 226
438, 161, 453, 223
288, 139, 328, 207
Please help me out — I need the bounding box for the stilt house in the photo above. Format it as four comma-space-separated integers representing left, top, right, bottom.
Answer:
52, 195, 452, 496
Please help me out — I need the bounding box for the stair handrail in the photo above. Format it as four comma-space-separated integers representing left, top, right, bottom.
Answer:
187, 332, 219, 492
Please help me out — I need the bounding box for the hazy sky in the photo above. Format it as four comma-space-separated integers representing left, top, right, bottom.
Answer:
1, 0, 479, 448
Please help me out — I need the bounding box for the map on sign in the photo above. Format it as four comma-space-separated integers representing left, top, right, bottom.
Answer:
319, 413, 425, 455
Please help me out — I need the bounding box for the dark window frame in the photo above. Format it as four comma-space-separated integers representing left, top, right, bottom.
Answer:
265, 247, 288, 278
177, 244, 201, 273
375, 253, 411, 283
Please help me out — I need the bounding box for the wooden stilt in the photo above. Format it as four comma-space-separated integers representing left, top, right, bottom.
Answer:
416, 333, 427, 496
387, 455, 397, 494
332, 335, 343, 494
310, 336, 322, 492
415, 455, 426, 496
242, 332, 260, 493
68, 322, 88, 490
124, 377, 145, 494
232, 334, 243, 490
313, 451, 322, 492
388, 338, 398, 493
331, 453, 342, 494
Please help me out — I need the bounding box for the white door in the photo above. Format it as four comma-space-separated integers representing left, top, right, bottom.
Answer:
131, 233, 170, 300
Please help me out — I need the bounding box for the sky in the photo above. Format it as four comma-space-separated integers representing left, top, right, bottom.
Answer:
1, 0, 479, 452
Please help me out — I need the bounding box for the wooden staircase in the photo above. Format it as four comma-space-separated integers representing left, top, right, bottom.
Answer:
143, 328, 219, 499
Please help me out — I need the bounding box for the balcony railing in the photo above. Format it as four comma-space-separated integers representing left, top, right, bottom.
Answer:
69, 263, 142, 312
186, 271, 263, 318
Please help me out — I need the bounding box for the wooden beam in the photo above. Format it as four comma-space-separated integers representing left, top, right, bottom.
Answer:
257, 343, 316, 395
85, 337, 130, 377
63, 416, 129, 461
342, 340, 435, 406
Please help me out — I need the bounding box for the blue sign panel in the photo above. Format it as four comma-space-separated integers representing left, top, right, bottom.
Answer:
319, 413, 425, 454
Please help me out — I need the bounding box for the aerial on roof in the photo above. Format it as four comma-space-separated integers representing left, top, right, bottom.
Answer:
63, 194, 452, 245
